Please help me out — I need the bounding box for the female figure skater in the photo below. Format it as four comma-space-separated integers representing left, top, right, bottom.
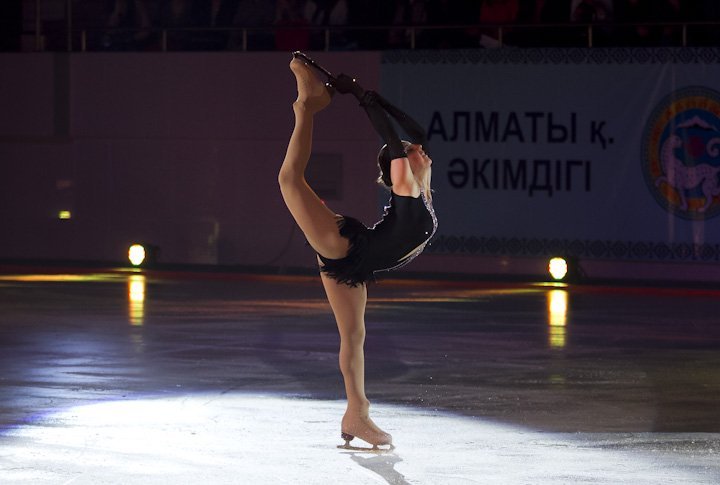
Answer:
278, 52, 436, 450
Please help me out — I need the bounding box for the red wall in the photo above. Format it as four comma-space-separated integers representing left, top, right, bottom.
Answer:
0, 52, 383, 269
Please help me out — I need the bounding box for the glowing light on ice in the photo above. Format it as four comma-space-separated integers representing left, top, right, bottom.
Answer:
128, 274, 146, 326
547, 289, 568, 349
0, 394, 714, 485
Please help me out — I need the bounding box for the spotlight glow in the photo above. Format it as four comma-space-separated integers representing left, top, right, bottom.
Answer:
58, 210, 72, 220
548, 257, 568, 281
0, 394, 712, 485
128, 244, 146, 266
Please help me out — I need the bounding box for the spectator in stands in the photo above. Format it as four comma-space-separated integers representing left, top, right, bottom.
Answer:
516, 0, 539, 22
305, 0, 352, 50
346, 0, 395, 49
683, 0, 719, 45
538, 0, 575, 46
159, 0, 223, 51
185, 0, 227, 50
389, 0, 429, 49
507, 0, 545, 46
615, 0, 678, 46
425, 0, 480, 48
305, 0, 348, 26
104, 0, 153, 50
478, 0, 520, 47
657, 0, 683, 46
571, 0, 612, 23
274, 0, 311, 51
570, 0, 614, 46
219, 0, 276, 50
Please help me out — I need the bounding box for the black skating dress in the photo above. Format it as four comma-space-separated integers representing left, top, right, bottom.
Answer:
318, 86, 437, 286
318, 191, 437, 286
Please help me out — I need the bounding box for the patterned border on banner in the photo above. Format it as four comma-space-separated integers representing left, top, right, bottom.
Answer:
383, 48, 720, 66
426, 235, 719, 262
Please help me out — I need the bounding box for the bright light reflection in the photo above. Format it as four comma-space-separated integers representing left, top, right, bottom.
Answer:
547, 289, 568, 349
128, 244, 146, 266
533, 282, 568, 288
0, 394, 708, 485
548, 257, 568, 281
128, 275, 146, 326
58, 210, 72, 220
0, 274, 124, 283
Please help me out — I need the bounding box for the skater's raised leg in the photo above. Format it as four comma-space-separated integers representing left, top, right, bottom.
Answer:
279, 59, 347, 260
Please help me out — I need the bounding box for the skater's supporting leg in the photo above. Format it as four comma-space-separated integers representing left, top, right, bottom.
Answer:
320, 272, 392, 447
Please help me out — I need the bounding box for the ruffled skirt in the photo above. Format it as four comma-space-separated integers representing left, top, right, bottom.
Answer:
318, 216, 374, 287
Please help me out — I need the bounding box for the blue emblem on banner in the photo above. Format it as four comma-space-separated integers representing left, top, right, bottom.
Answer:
642, 86, 720, 219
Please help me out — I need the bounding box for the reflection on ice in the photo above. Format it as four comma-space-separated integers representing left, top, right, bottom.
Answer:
127, 274, 146, 326
547, 289, 568, 349
0, 394, 717, 485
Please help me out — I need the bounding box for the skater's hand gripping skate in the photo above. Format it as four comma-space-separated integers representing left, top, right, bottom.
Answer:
290, 52, 362, 100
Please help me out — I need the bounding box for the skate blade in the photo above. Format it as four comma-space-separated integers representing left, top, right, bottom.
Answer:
292, 51, 335, 81
337, 442, 395, 453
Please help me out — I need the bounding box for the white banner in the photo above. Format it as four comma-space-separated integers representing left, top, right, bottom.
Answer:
381, 49, 720, 264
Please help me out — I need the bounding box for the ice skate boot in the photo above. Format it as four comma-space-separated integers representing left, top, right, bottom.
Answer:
292, 51, 337, 85
292, 51, 366, 99
339, 415, 394, 452
289, 57, 332, 113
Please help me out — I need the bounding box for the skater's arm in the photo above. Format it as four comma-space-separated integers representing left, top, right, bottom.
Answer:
334, 74, 427, 149
360, 91, 406, 162
334, 74, 417, 193
360, 92, 415, 194
374, 93, 427, 149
